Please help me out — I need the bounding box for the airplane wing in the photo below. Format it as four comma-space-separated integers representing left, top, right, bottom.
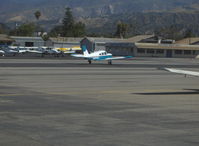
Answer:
164, 68, 199, 77
105, 56, 132, 60
71, 54, 85, 58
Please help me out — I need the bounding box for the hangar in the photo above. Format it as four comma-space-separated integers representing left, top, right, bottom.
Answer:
46, 37, 82, 49
80, 36, 152, 55
80, 35, 154, 56
10, 36, 45, 47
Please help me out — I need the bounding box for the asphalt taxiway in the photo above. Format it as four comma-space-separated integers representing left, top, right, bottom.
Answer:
0, 58, 199, 146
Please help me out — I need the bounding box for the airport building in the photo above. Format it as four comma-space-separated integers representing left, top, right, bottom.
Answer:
134, 37, 199, 58
106, 42, 135, 56
80, 35, 153, 56
80, 35, 199, 58
46, 37, 82, 49
10, 36, 45, 47
135, 43, 199, 58
1, 35, 198, 58
105, 35, 154, 56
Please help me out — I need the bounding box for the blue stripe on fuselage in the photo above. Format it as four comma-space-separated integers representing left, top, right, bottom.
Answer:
90, 55, 112, 61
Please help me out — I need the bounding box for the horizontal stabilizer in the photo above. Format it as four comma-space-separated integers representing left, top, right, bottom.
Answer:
105, 56, 132, 60
71, 54, 85, 58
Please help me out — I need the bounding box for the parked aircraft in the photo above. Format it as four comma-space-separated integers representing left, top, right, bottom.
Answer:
71, 45, 132, 64
164, 68, 199, 77
42, 48, 63, 57
26, 47, 43, 54
54, 47, 76, 54
3, 47, 18, 56
9, 46, 27, 53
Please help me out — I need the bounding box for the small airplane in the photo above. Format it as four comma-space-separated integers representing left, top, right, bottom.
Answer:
9, 46, 27, 53
71, 45, 132, 64
2, 47, 18, 56
164, 68, 199, 77
54, 47, 77, 54
26, 47, 43, 54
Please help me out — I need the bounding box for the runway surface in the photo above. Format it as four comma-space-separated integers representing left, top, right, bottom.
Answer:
0, 58, 199, 146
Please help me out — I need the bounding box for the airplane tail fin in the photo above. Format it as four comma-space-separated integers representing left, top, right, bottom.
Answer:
82, 45, 89, 56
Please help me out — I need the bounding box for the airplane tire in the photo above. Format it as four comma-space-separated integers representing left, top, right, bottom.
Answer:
108, 60, 112, 65
88, 60, 92, 64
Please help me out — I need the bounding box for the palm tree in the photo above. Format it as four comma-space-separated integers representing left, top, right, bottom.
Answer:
34, 11, 41, 20
34, 11, 42, 36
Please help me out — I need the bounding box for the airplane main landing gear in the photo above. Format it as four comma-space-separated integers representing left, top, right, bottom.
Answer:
108, 60, 112, 65
88, 60, 92, 64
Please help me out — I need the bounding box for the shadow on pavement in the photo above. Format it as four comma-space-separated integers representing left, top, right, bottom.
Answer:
134, 89, 199, 95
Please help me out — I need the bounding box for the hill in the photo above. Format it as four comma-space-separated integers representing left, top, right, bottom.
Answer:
1, 0, 199, 38
1, 0, 199, 22
85, 11, 199, 38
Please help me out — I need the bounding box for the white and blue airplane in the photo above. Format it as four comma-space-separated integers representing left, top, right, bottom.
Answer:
71, 45, 132, 64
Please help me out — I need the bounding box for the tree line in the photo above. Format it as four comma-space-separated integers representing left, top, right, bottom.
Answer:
0, 7, 129, 40
0, 7, 196, 40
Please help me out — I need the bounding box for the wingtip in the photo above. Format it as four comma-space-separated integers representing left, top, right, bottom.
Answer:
164, 68, 173, 72
157, 67, 171, 71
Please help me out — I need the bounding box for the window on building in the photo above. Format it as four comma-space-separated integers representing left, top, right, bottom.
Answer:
147, 49, 155, 54
193, 50, 196, 55
25, 42, 34, 47
137, 48, 145, 53
184, 50, 191, 55
156, 49, 164, 54
96, 43, 106, 46
175, 50, 182, 54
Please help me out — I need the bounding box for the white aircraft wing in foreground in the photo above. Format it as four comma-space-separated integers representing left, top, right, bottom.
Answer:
164, 68, 199, 77
71, 45, 132, 64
